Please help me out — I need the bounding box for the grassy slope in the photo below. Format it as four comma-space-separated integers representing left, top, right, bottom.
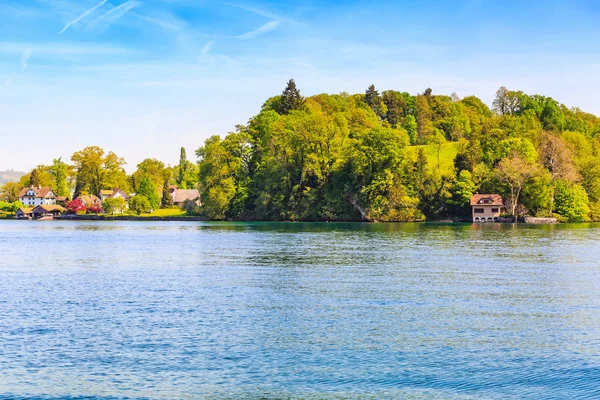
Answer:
140, 208, 188, 217
407, 142, 458, 172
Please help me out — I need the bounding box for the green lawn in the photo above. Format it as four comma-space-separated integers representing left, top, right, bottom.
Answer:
140, 208, 188, 217
407, 142, 458, 172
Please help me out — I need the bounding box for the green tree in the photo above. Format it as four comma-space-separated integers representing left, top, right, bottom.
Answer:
494, 154, 539, 216
278, 79, 304, 115
554, 181, 590, 222
136, 178, 160, 210
131, 158, 166, 192
129, 195, 151, 215
48, 157, 71, 197
175, 147, 196, 189
103, 197, 126, 214
0, 182, 21, 202
71, 146, 128, 197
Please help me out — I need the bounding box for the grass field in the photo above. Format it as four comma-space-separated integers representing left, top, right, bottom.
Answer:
407, 142, 458, 171
140, 208, 188, 217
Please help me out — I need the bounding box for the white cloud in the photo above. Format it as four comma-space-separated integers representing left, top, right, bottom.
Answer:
238, 20, 280, 40
20, 48, 32, 71
0, 42, 133, 56
86, 1, 143, 31
201, 40, 214, 55
59, 0, 109, 34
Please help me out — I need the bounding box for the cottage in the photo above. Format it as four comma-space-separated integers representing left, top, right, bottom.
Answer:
16, 207, 33, 219
56, 196, 70, 206
32, 205, 65, 220
77, 194, 102, 207
18, 186, 56, 207
471, 194, 504, 222
172, 189, 201, 207
100, 188, 130, 202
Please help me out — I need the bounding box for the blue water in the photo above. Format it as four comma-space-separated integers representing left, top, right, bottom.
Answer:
0, 221, 599, 399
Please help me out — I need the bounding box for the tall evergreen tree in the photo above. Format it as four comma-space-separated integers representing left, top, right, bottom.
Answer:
29, 168, 40, 187
161, 171, 173, 208
177, 147, 189, 189
278, 79, 304, 114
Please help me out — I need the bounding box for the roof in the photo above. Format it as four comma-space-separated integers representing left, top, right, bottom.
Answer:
33, 205, 65, 212
471, 194, 503, 206
172, 189, 200, 203
100, 190, 114, 195
77, 194, 101, 206
56, 196, 69, 202
18, 186, 55, 199
17, 208, 33, 214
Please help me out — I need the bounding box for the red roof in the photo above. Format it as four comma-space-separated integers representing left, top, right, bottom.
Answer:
470, 194, 503, 206
18, 186, 55, 199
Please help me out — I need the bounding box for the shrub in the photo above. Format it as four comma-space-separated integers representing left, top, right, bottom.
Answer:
129, 195, 151, 215
103, 197, 127, 214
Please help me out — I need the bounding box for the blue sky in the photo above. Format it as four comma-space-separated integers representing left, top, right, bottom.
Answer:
1, 0, 599, 172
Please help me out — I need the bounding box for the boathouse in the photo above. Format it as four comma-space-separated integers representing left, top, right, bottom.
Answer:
471, 194, 503, 222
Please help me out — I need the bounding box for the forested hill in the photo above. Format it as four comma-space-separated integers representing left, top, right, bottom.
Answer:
195, 81, 600, 222
0, 170, 25, 185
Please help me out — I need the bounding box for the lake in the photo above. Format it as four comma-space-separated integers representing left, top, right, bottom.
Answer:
0, 221, 599, 399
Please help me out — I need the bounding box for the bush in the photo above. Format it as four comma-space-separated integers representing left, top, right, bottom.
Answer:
66, 199, 87, 214
103, 197, 127, 214
0, 201, 24, 213
129, 195, 152, 215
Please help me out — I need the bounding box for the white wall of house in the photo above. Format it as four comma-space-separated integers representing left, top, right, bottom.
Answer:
20, 196, 56, 206
472, 206, 501, 222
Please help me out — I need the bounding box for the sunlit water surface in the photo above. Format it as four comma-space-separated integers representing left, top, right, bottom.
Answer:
1, 221, 599, 399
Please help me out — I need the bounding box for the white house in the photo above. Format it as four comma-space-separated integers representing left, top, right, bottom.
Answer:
100, 188, 130, 202
18, 186, 56, 207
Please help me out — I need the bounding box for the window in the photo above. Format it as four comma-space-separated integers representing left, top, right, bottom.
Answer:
474, 208, 484, 214
491, 208, 499, 213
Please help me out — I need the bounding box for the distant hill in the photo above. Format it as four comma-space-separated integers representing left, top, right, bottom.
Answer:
0, 170, 26, 185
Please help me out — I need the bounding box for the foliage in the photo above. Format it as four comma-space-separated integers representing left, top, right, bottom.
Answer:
66, 199, 87, 214
136, 178, 160, 210
71, 146, 128, 197
175, 147, 197, 189
553, 181, 590, 222
278, 79, 304, 115
48, 157, 72, 197
0, 182, 21, 202
103, 197, 127, 214
129, 195, 152, 215
0, 201, 24, 213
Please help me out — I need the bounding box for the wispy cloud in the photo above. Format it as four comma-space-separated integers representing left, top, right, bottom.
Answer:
0, 78, 13, 89
224, 3, 301, 26
201, 40, 215, 55
87, 1, 143, 31
238, 20, 280, 39
20, 48, 32, 71
0, 42, 133, 56
59, 0, 109, 34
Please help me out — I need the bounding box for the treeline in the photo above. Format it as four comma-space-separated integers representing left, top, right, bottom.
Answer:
2, 80, 600, 222
194, 81, 600, 222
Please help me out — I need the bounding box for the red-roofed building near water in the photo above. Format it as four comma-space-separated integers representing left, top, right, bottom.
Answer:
471, 194, 504, 222
18, 186, 56, 207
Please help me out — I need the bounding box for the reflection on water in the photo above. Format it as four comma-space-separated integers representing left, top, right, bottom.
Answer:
0, 221, 599, 399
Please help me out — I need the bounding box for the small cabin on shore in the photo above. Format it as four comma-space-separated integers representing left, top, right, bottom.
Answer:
471, 194, 504, 222
32, 205, 65, 220
16, 207, 33, 219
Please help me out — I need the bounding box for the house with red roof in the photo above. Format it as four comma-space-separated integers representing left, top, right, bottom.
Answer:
471, 194, 504, 222
18, 186, 56, 207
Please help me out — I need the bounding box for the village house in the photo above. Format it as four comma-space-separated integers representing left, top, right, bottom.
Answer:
77, 194, 102, 208
172, 189, 201, 207
16, 207, 33, 219
31, 205, 65, 220
56, 196, 70, 206
18, 186, 56, 207
471, 194, 504, 222
100, 188, 130, 203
